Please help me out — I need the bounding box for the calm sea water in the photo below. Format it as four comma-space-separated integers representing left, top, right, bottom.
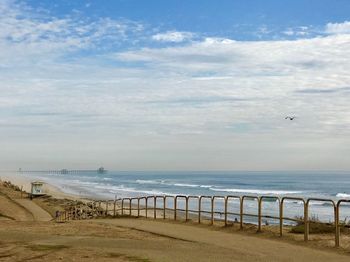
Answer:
23, 171, 350, 223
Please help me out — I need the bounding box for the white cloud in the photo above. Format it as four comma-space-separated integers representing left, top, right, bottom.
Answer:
152, 31, 194, 42
282, 26, 310, 37
113, 34, 350, 138
325, 21, 350, 34
0, 0, 143, 64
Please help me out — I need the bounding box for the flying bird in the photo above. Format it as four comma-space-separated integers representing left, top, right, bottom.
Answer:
285, 116, 296, 120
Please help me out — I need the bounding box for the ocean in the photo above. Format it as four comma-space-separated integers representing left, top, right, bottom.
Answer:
20, 171, 350, 224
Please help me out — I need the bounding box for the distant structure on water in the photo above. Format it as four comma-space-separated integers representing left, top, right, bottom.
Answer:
19, 167, 108, 175
98, 167, 107, 174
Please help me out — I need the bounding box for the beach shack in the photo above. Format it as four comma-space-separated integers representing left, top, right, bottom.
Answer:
30, 181, 45, 198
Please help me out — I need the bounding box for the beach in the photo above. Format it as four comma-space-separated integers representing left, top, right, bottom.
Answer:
7, 170, 350, 224
1, 172, 350, 261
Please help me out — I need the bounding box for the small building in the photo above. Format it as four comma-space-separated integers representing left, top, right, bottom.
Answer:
31, 181, 45, 197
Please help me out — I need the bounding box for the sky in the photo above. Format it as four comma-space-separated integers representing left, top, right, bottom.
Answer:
1, 0, 350, 171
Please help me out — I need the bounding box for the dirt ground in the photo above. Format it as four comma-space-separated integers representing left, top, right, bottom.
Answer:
1, 218, 350, 262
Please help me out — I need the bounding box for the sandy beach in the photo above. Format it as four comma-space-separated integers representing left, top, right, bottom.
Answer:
0, 172, 87, 201
0, 174, 349, 261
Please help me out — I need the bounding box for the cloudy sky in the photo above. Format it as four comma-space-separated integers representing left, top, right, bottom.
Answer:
1, 0, 350, 171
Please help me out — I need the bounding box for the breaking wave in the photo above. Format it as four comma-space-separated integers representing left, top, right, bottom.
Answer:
336, 193, 350, 198
209, 188, 302, 195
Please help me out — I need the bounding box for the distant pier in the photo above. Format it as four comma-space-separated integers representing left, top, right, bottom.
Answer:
18, 167, 107, 175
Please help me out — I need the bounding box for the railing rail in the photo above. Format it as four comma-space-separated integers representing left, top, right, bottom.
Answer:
164, 196, 175, 219
212, 196, 225, 225
56, 194, 350, 248
225, 195, 241, 226
280, 197, 306, 239
305, 198, 336, 243
199, 196, 212, 224
240, 195, 259, 229
174, 195, 188, 221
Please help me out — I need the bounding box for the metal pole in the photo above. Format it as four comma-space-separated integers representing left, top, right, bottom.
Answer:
198, 197, 202, 224
137, 198, 140, 217
224, 197, 228, 226
211, 197, 214, 225
240, 197, 244, 229
258, 197, 262, 232
121, 199, 124, 216
336, 201, 340, 247
334, 204, 338, 247
174, 196, 177, 220
163, 197, 166, 219
279, 200, 283, 237
154, 196, 157, 219
129, 199, 132, 216
185, 197, 189, 221
304, 202, 309, 242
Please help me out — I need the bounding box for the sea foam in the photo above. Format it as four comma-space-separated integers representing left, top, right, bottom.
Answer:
209, 188, 302, 195
336, 193, 350, 198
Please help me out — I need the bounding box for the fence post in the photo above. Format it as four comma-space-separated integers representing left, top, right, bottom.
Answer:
163, 197, 166, 219
121, 199, 124, 216
224, 197, 228, 226
129, 198, 132, 216
198, 197, 202, 224
211, 197, 214, 225
334, 205, 339, 247
304, 202, 309, 242
185, 197, 189, 221
137, 198, 140, 217
335, 207, 339, 247
174, 196, 177, 220
279, 199, 283, 237
258, 198, 261, 232
240, 197, 244, 229
113, 200, 117, 217
105, 201, 108, 216
154, 196, 157, 219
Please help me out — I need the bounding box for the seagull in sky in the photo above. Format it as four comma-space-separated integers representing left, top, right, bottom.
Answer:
285, 116, 296, 120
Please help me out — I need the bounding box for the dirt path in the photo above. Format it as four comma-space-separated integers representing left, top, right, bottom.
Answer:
13, 199, 52, 221
94, 218, 350, 262
0, 191, 51, 221
0, 218, 349, 261
0, 195, 33, 221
